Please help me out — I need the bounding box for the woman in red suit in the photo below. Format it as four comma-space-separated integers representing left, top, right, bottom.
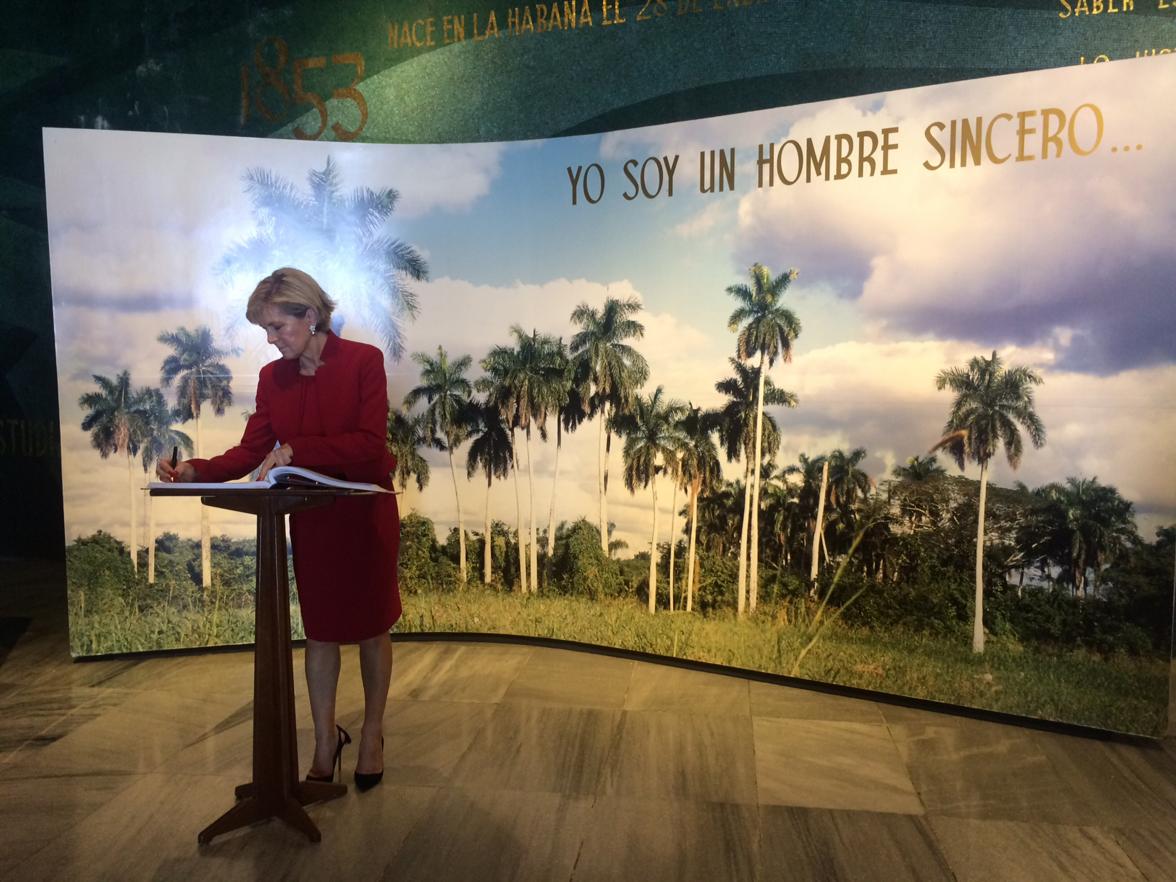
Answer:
157, 267, 399, 791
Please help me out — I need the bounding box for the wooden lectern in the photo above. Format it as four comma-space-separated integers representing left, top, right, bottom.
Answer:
150, 485, 372, 844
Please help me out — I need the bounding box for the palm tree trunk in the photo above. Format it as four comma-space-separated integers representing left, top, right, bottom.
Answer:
526, 430, 538, 595
598, 414, 608, 554
737, 460, 752, 617
667, 477, 679, 613
686, 482, 700, 613
197, 413, 211, 594
126, 450, 138, 573
146, 482, 156, 584
749, 354, 767, 612
973, 459, 989, 654
810, 460, 829, 594
447, 448, 467, 585
648, 478, 660, 614
483, 477, 493, 585
604, 421, 615, 554
546, 435, 562, 586
511, 432, 527, 592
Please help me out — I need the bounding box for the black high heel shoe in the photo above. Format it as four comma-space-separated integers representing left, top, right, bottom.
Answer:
354, 736, 384, 792
306, 725, 351, 783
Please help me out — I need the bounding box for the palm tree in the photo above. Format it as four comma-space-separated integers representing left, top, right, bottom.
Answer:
216, 157, 429, 360
386, 405, 432, 499
406, 346, 475, 585
544, 338, 584, 586
79, 371, 148, 571
762, 469, 804, 589
934, 350, 1046, 653
893, 454, 947, 483
158, 326, 233, 592
618, 387, 686, 613
479, 345, 530, 592
816, 447, 873, 558
466, 400, 514, 585
677, 404, 721, 613
136, 387, 193, 584
891, 454, 947, 527
1037, 477, 1136, 597
714, 358, 796, 614
491, 328, 566, 593
569, 296, 650, 554
726, 262, 801, 613
780, 452, 829, 587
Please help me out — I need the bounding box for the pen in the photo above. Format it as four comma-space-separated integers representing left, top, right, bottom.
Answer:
170, 446, 179, 468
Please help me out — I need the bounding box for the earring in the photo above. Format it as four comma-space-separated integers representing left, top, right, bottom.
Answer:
310, 323, 318, 336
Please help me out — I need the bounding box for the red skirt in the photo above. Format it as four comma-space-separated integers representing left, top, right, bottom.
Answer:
289, 491, 401, 642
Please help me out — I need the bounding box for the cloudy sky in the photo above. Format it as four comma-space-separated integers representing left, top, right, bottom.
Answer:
44, 56, 1176, 554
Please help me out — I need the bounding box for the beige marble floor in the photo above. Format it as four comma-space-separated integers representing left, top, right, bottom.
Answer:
2, 558, 1175, 881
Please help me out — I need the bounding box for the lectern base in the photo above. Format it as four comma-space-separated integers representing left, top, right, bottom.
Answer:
198, 780, 347, 844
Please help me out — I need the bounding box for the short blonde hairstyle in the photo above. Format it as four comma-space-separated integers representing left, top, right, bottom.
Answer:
245, 267, 337, 329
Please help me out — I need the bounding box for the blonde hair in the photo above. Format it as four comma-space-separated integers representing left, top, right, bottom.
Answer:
245, 267, 336, 329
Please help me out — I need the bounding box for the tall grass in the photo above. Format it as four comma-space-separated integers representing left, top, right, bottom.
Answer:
399, 587, 1168, 736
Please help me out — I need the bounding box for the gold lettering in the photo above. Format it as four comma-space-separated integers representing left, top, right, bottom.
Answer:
923, 123, 947, 171
960, 117, 983, 167
1040, 107, 1066, 159
442, 15, 465, 43
985, 113, 1013, 164
1058, 0, 1072, 16
1068, 103, 1103, 155
858, 130, 879, 176
1015, 111, 1038, 162
879, 127, 898, 175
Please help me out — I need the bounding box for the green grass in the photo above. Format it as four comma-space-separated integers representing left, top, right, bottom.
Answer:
67, 576, 1168, 737
400, 587, 1169, 736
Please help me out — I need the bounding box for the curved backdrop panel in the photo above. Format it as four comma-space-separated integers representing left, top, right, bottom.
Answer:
46, 56, 1176, 735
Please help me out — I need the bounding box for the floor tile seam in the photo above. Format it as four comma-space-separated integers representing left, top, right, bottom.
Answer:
745, 677, 769, 809
617, 705, 754, 721
923, 809, 1174, 832
881, 711, 931, 817
2, 772, 148, 876
1029, 728, 1139, 816
0, 687, 90, 753
1109, 826, 1176, 882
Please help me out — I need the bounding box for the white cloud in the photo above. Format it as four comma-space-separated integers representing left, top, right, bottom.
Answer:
672, 202, 728, 238
730, 58, 1176, 373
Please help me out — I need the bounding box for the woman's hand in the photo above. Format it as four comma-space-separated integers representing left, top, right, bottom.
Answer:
257, 443, 294, 480
156, 459, 197, 482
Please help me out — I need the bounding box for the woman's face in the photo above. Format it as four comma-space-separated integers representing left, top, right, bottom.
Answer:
258, 303, 315, 360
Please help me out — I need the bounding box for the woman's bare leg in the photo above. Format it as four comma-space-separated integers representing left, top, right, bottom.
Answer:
305, 638, 342, 776
356, 633, 393, 773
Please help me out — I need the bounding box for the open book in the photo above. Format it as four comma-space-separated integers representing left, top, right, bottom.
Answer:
149, 465, 393, 493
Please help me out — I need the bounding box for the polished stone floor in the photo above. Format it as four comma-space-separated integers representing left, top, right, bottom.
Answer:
2, 559, 1176, 881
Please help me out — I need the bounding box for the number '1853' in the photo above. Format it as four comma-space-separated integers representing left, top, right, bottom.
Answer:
240, 37, 368, 141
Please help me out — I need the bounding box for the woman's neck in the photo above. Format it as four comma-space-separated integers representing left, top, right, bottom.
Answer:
298, 332, 328, 375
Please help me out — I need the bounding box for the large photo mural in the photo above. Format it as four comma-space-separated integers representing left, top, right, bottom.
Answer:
45, 56, 1175, 734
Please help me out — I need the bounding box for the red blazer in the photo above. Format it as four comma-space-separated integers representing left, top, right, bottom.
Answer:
191, 332, 395, 487
190, 332, 401, 642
